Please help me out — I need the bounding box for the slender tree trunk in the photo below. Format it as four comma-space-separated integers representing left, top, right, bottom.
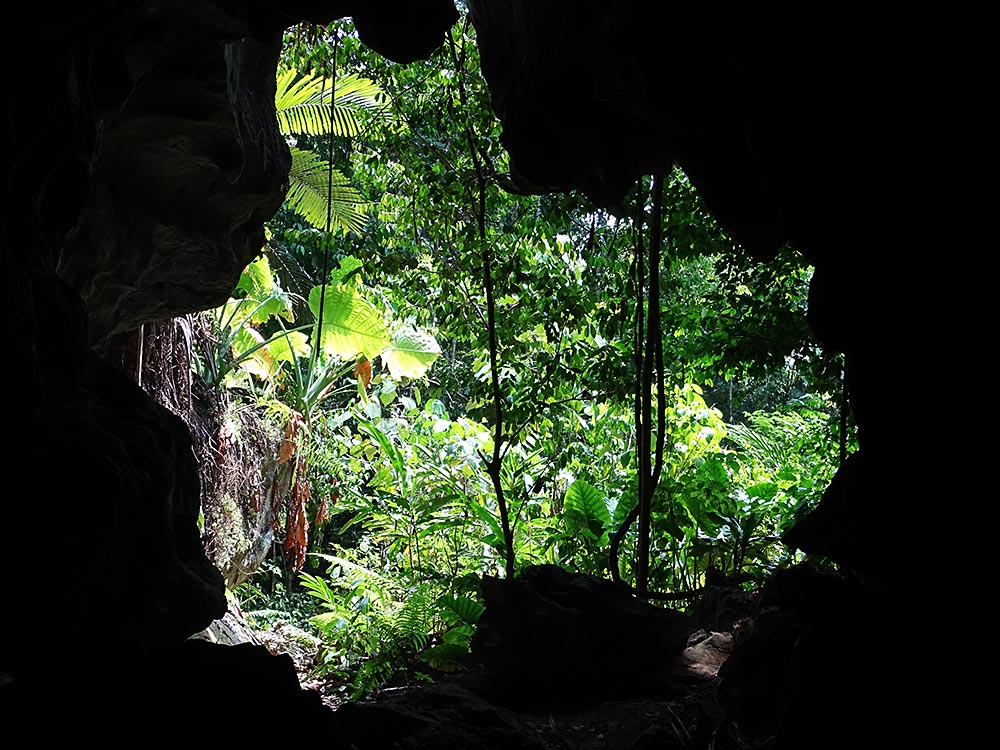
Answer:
450, 25, 516, 579
609, 174, 666, 597
637, 172, 665, 598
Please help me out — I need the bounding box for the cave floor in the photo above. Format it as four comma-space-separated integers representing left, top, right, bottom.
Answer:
291, 630, 738, 750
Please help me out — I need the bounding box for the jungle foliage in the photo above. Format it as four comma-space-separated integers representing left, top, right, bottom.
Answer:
196, 13, 855, 699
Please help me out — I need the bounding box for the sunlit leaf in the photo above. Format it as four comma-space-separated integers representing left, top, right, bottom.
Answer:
309, 285, 390, 360
266, 329, 311, 364
276, 68, 389, 138
563, 479, 611, 538
231, 327, 275, 380
382, 326, 442, 380
286, 148, 368, 235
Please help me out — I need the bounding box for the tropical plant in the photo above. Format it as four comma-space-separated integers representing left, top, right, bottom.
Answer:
299, 550, 483, 698
274, 65, 390, 236
191, 254, 303, 391
196, 250, 442, 578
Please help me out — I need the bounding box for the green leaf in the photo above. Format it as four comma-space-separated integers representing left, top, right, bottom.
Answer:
230, 327, 273, 380
563, 479, 611, 537
299, 571, 338, 610
382, 326, 442, 380
264, 328, 311, 364
236, 256, 279, 299
420, 642, 472, 671
747, 482, 779, 501
308, 611, 341, 629
286, 148, 368, 234
437, 594, 485, 626
275, 68, 388, 138
356, 417, 406, 482
467, 501, 503, 542
611, 489, 637, 529
309, 285, 390, 360
338, 256, 365, 285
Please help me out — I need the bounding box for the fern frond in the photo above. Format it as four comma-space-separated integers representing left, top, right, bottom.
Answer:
395, 585, 436, 641
313, 552, 400, 604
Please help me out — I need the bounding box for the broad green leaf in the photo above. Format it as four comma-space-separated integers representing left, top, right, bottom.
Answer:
427, 399, 448, 418
420, 642, 472, 671
237, 256, 277, 297
437, 594, 485, 626
563, 479, 611, 537
265, 329, 310, 364
611, 488, 638, 529
230, 327, 274, 379
249, 292, 295, 325
338, 256, 365, 285
309, 285, 390, 360
382, 326, 442, 380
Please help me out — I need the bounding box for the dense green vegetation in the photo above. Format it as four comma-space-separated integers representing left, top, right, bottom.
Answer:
198, 15, 855, 699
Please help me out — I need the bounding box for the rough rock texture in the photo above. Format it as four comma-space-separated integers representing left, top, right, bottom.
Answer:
2, 0, 957, 746
2, 0, 458, 742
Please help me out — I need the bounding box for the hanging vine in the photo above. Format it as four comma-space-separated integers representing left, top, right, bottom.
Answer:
448, 20, 516, 579
609, 172, 666, 599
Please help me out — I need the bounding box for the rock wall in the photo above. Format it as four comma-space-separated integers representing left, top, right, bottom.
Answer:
2, 0, 953, 745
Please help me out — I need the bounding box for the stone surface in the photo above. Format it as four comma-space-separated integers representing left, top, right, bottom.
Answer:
1, 0, 462, 737
472, 564, 694, 706
2, 0, 957, 746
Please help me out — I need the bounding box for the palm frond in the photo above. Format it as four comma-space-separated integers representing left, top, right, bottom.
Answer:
286, 146, 368, 234
276, 68, 389, 138
263, 242, 315, 319
725, 421, 785, 468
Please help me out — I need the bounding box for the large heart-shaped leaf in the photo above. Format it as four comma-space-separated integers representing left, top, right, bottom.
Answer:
309, 285, 389, 361
382, 326, 442, 380
563, 479, 611, 538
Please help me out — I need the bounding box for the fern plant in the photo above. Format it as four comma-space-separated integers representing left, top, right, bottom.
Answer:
299, 550, 483, 698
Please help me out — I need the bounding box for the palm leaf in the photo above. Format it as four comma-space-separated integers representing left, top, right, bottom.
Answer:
286, 147, 367, 234
725, 421, 785, 468
275, 68, 389, 138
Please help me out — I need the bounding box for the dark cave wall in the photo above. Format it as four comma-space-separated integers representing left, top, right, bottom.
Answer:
2, 0, 948, 745
2, 0, 458, 690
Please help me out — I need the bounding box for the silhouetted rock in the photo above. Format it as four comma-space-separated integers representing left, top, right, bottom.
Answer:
473, 564, 693, 706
